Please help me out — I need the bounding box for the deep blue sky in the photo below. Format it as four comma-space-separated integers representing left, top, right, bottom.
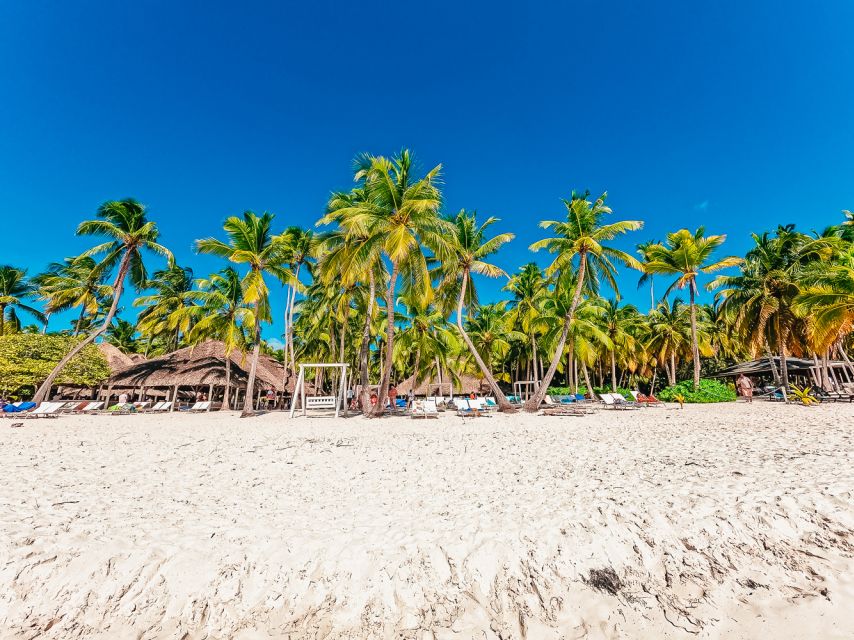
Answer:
2, 1, 853, 341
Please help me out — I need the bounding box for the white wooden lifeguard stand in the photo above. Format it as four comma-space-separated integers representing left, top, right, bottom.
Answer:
513, 380, 540, 401
289, 363, 349, 418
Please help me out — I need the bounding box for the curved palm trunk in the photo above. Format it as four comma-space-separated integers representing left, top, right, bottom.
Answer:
358, 272, 376, 414
778, 328, 789, 400
34, 250, 132, 402
241, 300, 262, 418
688, 280, 701, 390
455, 270, 512, 411
372, 262, 398, 416
524, 252, 587, 412
581, 363, 592, 396
42, 312, 51, 334
0, 303, 5, 336
74, 305, 87, 336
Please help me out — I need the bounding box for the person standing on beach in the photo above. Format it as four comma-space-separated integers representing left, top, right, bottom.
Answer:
388, 384, 398, 412
736, 374, 754, 403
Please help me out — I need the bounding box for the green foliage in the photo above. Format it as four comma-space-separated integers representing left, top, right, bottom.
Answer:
0, 333, 110, 396
657, 378, 736, 403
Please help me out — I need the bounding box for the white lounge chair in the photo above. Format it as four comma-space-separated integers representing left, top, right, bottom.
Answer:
25, 402, 65, 418
188, 401, 211, 412
79, 401, 104, 413
151, 401, 172, 412
411, 399, 439, 419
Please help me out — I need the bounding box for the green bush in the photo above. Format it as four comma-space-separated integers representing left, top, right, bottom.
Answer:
0, 334, 110, 397
657, 378, 736, 403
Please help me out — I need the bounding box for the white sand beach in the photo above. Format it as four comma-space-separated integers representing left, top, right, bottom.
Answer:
1, 403, 853, 639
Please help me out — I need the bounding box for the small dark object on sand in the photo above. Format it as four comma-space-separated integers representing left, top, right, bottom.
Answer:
585, 567, 622, 595
9, 422, 24, 428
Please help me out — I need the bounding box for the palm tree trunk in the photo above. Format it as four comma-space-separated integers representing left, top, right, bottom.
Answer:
778, 330, 789, 400
688, 280, 701, 390
33, 250, 132, 402
582, 363, 592, 396
286, 264, 301, 378
241, 299, 262, 418
373, 262, 398, 416
525, 253, 587, 411
223, 356, 232, 410
765, 341, 781, 386
0, 303, 5, 336
73, 305, 87, 336
669, 353, 676, 385
455, 270, 512, 411
610, 350, 617, 391
42, 312, 50, 334
358, 271, 376, 414
531, 334, 538, 382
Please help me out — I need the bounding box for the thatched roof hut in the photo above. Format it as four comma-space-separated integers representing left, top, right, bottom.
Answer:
397, 373, 490, 396
97, 341, 137, 372
106, 340, 287, 392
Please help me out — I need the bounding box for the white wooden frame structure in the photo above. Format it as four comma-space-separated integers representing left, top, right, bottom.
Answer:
289, 363, 349, 418
513, 380, 540, 401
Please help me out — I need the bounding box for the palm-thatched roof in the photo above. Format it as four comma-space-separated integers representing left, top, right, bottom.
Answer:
397, 372, 490, 396
106, 340, 295, 392
710, 357, 838, 378
97, 341, 137, 372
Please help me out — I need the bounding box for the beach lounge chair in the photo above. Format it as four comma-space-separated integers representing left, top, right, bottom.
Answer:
3, 401, 35, 415
188, 401, 211, 412
151, 401, 173, 412
411, 399, 439, 419
77, 401, 104, 413
133, 401, 151, 411
599, 393, 632, 410
24, 402, 65, 418
456, 398, 484, 417
542, 403, 586, 416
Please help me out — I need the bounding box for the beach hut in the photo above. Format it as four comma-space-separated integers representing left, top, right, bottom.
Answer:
102, 340, 292, 410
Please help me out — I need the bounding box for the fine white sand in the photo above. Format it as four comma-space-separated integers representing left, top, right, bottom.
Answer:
1, 402, 853, 639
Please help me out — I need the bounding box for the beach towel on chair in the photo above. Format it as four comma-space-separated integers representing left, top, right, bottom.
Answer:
3, 402, 35, 413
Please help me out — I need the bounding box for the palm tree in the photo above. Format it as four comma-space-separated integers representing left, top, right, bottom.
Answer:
709, 227, 832, 391
106, 318, 140, 354
504, 263, 549, 383
318, 150, 449, 415
645, 298, 694, 386
34, 256, 112, 336
178, 267, 253, 410
643, 228, 742, 389
437, 210, 515, 410
525, 190, 643, 411
0, 266, 46, 336
33, 199, 172, 402
134, 263, 194, 353
601, 300, 639, 391
277, 226, 318, 377
464, 303, 520, 377
196, 211, 292, 417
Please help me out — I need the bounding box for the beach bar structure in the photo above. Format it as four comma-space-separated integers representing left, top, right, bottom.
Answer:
711, 356, 853, 390
101, 340, 292, 410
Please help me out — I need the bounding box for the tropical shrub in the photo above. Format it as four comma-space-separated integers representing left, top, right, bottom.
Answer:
0, 333, 110, 397
657, 378, 736, 403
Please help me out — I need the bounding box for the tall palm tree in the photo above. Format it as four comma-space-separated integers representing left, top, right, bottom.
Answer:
0, 266, 46, 336
436, 210, 515, 410
464, 303, 520, 377
709, 227, 832, 391
277, 226, 318, 377
34, 256, 112, 336
601, 300, 639, 391
525, 190, 643, 411
177, 267, 253, 410
196, 211, 292, 417
643, 228, 742, 389
645, 298, 695, 386
33, 199, 172, 402
134, 263, 194, 353
504, 263, 549, 383
318, 150, 450, 415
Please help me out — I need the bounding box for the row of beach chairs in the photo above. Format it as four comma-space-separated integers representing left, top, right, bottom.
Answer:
0, 399, 216, 419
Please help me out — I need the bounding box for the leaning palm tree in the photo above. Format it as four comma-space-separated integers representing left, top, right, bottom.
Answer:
33, 199, 172, 402
34, 256, 112, 336
643, 228, 742, 389
196, 211, 292, 417
436, 210, 515, 411
318, 150, 450, 415
134, 263, 195, 353
176, 267, 253, 410
524, 190, 643, 411
0, 266, 46, 336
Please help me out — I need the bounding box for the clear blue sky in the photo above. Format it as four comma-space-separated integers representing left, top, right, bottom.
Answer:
2, 1, 853, 341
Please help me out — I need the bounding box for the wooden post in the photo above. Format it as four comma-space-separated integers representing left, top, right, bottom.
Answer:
105, 385, 113, 408
289, 366, 305, 418
207, 383, 214, 411
301, 365, 307, 417
170, 385, 178, 411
